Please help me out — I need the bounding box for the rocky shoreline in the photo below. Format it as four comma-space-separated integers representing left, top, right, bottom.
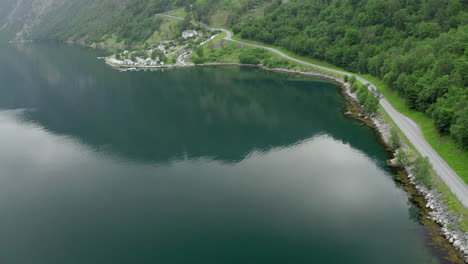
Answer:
336, 72, 468, 263
321, 69, 468, 263
247, 67, 468, 263
109, 61, 468, 262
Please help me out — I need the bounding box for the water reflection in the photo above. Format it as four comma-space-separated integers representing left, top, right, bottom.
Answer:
0, 42, 388, 165
0, 109, 439, 264
0, 41, 448, 264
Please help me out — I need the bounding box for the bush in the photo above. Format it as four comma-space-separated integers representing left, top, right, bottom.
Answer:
239, 48, 268, 65
350, 82, 359, 92
432, 106, 454, 134
395, 150, 411, 167
151, 49, 167, 63
451, 106, 468, 149
196, 47, 204, 57
239, 53, 260, 64
357, 87, 368, 105
357, 87, 382, 115
151, 49, 161, 59
167, 55, 176, 65
263, 57, 290, 69
389, 126, 401, 149
207, 53, 219, 63
412, 155, 432, 187
191, 55, 206, 64
364, 92, 379, 115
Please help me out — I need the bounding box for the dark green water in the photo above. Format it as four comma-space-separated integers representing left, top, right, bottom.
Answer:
0, 41, 447, 264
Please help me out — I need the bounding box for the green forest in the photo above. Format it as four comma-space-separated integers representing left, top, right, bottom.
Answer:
229, 0, 467, 149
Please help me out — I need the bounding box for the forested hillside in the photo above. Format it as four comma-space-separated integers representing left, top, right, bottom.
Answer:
0, 0, 196, 44
0, 0, 51, 35
28, 0, 195, 44
230, 0, 467, 149
3, 0, 264, 44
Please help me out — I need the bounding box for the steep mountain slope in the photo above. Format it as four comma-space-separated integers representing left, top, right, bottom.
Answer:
28, 0, 195, 44
0, 0, 66, 39
1, 0, 195, 43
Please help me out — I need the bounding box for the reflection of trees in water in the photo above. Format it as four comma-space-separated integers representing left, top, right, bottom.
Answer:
407, 200, 422, 223
0, 42, 388, 165
198, 89, 280, 129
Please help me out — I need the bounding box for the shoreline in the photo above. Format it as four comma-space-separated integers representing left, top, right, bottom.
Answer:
105, 61, 342, 82
106, 61, 261, 69
107, 61, 468, 262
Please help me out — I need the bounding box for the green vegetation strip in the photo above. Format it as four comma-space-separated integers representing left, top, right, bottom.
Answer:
230, 34, 351, 73
363, 75, 468, 183
194, 37, 343, 79
380, 109, 468, 231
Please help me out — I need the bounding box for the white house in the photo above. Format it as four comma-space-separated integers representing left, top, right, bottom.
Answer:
182, 30, 198, 39
123, 59, 134, 65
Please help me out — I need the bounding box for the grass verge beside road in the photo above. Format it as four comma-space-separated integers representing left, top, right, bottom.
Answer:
231, 34, 351, 73
362, 75, 468, 183
194, 36, 344, 79
379, 109, 468, 231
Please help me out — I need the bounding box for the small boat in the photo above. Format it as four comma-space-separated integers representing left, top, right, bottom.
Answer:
120, 67, 136, 72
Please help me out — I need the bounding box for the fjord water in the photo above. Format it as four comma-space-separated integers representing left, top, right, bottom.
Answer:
0, 41, 446, 264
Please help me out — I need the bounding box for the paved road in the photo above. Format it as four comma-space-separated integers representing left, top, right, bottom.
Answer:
161, 14, 468, 208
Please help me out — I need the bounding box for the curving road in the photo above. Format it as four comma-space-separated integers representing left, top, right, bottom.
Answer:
160, 14, 468, 208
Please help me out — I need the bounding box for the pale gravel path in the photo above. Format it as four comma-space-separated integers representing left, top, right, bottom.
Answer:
160, 13, 468, 208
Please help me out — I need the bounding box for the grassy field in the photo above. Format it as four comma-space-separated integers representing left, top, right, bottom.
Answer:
145, 17, 180, 44
166, 8, 187, 18
97, 34, 126, 47
209, 10, 230, 28
194, 33, 343, 78
190, 32, 240, 63
211, 31, 227, 44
